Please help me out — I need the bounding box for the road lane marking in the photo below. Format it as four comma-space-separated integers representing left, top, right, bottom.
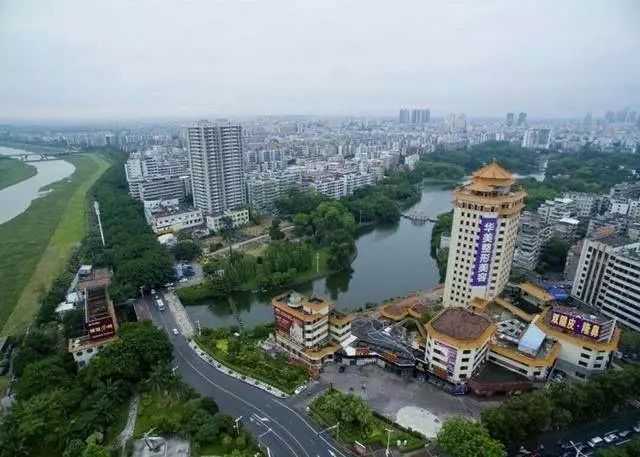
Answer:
156, 309, 312, 457
272, 399, 347, 457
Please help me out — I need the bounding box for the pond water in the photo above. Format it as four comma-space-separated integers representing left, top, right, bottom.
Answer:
187, 184, 456, 329
0, 146, 76, 225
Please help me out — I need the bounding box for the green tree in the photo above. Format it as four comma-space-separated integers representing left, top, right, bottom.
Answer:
84, 321, 173, 385
81, 443, 110, 457
436, 417, 504, 457
536, 236, 570, 274
173, 240, 202, 261
62, 308, 87, 339
15, 356, 74, 401
268, 218, 285, 240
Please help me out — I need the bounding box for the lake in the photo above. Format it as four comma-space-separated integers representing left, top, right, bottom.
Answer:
186, 184, 455, 329
0, 147, 76, 225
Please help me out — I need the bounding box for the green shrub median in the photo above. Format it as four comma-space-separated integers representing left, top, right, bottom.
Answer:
195, 325, 308, 395
309, 389, 426, 453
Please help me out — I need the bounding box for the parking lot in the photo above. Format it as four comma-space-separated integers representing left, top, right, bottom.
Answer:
294, 362, 498, 438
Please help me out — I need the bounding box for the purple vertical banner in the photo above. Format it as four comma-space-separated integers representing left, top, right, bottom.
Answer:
470, 216, 498, 287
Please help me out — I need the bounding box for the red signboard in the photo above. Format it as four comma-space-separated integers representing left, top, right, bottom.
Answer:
275, 307, 294, 333
274, 307, 304, 344
86, 316, 116, 340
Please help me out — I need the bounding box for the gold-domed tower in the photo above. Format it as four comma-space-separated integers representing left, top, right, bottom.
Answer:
442, 161, 526, 308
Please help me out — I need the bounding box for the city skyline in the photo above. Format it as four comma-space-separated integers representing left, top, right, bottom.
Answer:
1, 0, 639, 121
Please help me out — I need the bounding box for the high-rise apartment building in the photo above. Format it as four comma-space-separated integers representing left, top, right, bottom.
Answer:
410, 108, 430, 124
187, 120, 246, 215
517, 112, 527, 126
572, 237, 640, 331
505, 112, 514, 126
442, 163, 526, 307
399, 109, 410, 124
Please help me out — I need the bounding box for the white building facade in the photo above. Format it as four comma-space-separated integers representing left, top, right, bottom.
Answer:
187, 120, 246, 215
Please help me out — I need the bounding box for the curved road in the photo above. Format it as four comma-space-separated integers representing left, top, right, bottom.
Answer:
146, 299, 346, 457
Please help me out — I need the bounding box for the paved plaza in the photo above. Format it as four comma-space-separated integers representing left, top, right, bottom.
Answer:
296, 363, 499, 438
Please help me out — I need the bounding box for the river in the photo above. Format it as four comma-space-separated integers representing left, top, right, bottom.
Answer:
186, 184, 456, 329
0, 146, 76, 225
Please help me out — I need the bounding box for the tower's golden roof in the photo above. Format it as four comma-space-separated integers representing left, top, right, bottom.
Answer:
472, 162, 515, 181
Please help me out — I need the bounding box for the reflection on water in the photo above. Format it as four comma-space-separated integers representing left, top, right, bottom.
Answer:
186, 184, 456, 329
0, 147, 76, 225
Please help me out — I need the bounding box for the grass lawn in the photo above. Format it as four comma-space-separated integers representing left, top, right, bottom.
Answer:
0, 153, 111, 336
0, 157, 37, 191
134, 390, 187, 436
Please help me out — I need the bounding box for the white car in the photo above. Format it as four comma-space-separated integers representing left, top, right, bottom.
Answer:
587, 437, 603, 448
294, 384, 307, 395
603, 433, 618, 443
172, 328, 179, 335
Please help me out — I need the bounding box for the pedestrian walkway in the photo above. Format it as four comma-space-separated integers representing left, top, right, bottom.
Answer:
114, 394, 139, 456
162, 291, 195, 337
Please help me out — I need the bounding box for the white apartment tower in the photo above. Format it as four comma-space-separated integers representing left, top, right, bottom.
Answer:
443, 162, 526, 307
187, 120, 246, 215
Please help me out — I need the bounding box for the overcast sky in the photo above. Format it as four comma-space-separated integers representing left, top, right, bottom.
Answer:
1, 0, 639, 121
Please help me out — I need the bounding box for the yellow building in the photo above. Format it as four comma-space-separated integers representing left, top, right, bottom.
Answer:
443, 162, 526, 308
272, 291, 353, 368
424, 308, 495, 383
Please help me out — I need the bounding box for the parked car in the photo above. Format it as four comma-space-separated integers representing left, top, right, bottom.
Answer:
603, 433, 618, 444
294, 384, 307, 395
172, 328, 179, 335
587, 437, 603, 448
618, 430, 632, 438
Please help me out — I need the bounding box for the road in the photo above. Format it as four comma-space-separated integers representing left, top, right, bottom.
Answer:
523, 408, 640, 456
144, 297, 346, 457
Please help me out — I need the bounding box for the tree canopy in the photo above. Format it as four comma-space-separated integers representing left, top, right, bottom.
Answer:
436, 417, 504, 457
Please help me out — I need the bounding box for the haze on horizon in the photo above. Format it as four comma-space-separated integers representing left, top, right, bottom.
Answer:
1, 0, 639, 122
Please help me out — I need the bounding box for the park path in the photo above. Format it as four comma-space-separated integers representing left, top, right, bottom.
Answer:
115, 394, 139, 453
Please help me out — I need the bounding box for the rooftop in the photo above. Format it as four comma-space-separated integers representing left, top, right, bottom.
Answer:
472, 162, 515, 182
430, 308, 493, 341
77, 266, 110, 291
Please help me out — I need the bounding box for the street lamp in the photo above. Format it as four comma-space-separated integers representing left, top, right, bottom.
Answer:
385, 428, 392, 456
234, 416, 243, 436
93, 201, 106, 247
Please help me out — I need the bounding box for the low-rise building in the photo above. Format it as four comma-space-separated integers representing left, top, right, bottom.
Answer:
423, 284, 620, 388
144, 200, 204, 234
513, 211, 551, 270
562, 192, 599, 218
424, 308, 494, 385
272, 291, 353, 368
205, 209, 250, 232
537, 197, 576, 225
68, 266, 118, 368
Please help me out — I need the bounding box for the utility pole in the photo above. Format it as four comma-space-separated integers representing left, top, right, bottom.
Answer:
316, 252, 320, 273
195, 319, 202, 336
385, 428, 392, 456
234, 416, 243, 436
93, 201, 106, 247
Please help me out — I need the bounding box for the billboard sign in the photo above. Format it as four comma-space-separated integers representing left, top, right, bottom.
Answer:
434, 340, 458, 374
274, 307, 304, 344
86, 316, 116, 340
471, 217, 498, 287
549, 310, 602, 339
